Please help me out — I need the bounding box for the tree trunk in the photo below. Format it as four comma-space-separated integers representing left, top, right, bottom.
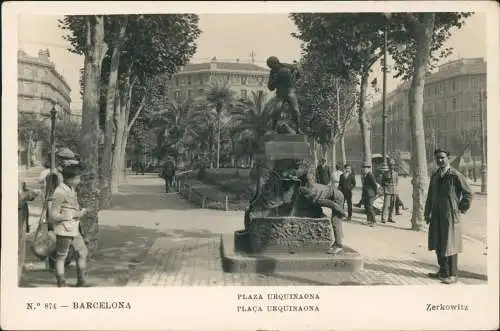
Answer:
340, 134, 347, 165
100, 18, 128, 208
78, 15, 107, 258
357, 71, 372, 166
312, 139, 318, 167
111, 90, 125, 193
331, 139, 337, 169
408, 13, 434, 231
216, 110, 221, 169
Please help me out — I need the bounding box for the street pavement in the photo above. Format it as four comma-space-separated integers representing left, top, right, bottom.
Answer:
19, 173, 488, 287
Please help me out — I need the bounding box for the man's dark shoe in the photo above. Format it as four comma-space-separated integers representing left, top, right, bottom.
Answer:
441, 276, 458, 284
396, 212, 402, 215
369, 222, 376, 227
354, 203, 361, 208
388, 219, 396, 223
381, 220, 386, 224
427, 272, 445, 279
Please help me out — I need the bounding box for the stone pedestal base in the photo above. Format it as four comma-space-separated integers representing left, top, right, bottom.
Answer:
248, 216, 334, 254
221, 233, 363, 273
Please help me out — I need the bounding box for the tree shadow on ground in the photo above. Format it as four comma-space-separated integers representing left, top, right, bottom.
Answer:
408, 259, 487, 281
363, 260, 429, 280
20, 224, 164, 288
106, 191, 199, 211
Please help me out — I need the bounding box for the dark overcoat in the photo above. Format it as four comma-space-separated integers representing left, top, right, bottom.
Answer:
424, 167, 472, 256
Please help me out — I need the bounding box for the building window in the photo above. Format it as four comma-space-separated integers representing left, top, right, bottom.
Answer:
240, 89, 247, 99
434, 86, 438, 95
187, 76, 192, 85
452, 97, 457, 110
199, 75, 204, 84
241, 76, 247, 85
452, 79, 457, 91
199, 88, 204, 95
471, 95, 479, 108
175, 77, 179, 86
187, 89, 192, 98
471, 76, 478, 89
174, 90, 181, 100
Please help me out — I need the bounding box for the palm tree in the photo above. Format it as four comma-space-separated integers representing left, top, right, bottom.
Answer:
152, 97, 201, 163
206, 82, 236, 168
229, 90, 274, 165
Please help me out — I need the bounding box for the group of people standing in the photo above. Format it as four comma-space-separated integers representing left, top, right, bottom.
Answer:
315, 149, 473, 285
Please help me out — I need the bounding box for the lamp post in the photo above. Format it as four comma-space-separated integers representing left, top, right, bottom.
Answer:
49, 103, 58, 174
479, 89, 487, 194
380, 22, 389, 173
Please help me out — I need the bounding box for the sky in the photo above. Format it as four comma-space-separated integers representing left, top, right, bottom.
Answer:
18, 13, 486, 112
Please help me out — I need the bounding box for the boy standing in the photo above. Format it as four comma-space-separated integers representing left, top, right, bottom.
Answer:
338, 164, 356, 221
50, 164, 90, 287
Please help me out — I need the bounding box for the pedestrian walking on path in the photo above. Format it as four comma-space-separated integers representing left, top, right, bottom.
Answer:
361, 163, 378, 227
338, 164, 356, 221
381, 159, 398, 223
425, 148, 473, 285
160, 158, 176, 193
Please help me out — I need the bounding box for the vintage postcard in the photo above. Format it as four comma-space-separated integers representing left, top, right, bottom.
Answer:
2, 1, 499, 330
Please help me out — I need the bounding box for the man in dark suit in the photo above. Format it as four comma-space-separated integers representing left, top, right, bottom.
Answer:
338, 164, 356, 221
361, 163, 378, 227
315, 158, 331, 185
381, 159, 399, 223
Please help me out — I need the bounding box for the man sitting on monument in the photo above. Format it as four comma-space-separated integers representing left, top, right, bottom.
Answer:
299, 170, 347, 255
266, 56, 301, 134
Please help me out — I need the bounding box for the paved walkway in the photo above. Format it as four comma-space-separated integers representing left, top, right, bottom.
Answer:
20, 175, 488, 287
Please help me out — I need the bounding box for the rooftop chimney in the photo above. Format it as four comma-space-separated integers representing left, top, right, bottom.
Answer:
38, 48, 50, 61
211, 56, 217, 62
236, 58, 240, 63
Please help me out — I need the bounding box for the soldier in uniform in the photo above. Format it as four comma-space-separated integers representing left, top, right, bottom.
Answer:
266, 56, 302, 133
381, 159, 399, 223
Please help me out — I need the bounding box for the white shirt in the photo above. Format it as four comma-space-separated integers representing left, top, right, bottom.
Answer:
333, 170, 343, 183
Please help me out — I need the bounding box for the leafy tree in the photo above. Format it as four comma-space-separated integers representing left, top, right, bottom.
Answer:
205, 82, 236, 169
296, 50, 357, 165
387, 12, 472, 230
60, 14, 201, 198
291, 13, 388, 167
18, 113, 49, 167
291, 12, 472, 231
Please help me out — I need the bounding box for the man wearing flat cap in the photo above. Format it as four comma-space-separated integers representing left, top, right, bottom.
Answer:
425, 148, 472, 284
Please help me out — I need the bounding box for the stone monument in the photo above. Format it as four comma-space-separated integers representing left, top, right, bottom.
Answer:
220, 121, 363, 273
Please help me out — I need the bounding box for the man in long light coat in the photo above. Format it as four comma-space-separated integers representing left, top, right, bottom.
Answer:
425, 148, 472, 284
